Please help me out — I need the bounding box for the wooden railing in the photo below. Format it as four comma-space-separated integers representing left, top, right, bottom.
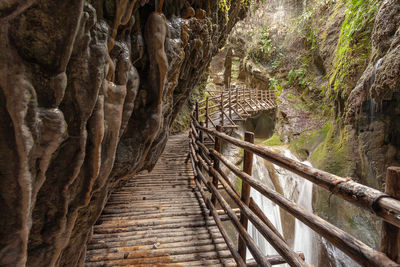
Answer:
195, 87, 276, 130
188, 95, 400, 266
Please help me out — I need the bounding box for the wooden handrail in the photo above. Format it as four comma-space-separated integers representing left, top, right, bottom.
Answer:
191, 125, 399, 266
196, 123, 400, 229
188, 83, 399, 266
209, 148, 398, 266
195, 178, 246, 267
381, 167, 400, 263
203, 162, 308, 266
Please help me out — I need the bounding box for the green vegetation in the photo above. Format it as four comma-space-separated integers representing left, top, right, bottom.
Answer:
261, 134, 283, 146
310, 123, 353, 177
289, 123, 330, 160
218, 0, 231, 21
293, 8, 319, 52
218, 0, 254, 21
259, 28, 274, 59
171, 76, 208, 133
330, 0, 381, 100
235, 178, 243, 192
268, 77, 283, 96
288, 65, 308, 89
247, 26, 277, 63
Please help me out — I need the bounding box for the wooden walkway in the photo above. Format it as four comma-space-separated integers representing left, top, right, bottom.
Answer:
84, 87, 400, 266
85, 133, 236, 266
197, 88, 276, 130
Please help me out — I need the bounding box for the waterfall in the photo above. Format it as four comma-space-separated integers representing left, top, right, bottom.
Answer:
369, 57, 383, 121
228, 144, 362, 266
322, 238, 361, 267
292, 163, 317, 265
247, 155, 284, 260
244, 146, 318, 266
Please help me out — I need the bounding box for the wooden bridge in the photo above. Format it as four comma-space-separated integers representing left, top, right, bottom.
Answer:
86, 87, 400, 266
196, 87, 276, 130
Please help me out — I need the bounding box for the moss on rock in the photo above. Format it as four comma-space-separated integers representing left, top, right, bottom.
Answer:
261, 133, 283, 146
310, 122, 354, 177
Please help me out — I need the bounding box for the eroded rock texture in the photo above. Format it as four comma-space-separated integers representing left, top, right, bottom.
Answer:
343, 0, 400, 185
0, 1, 247, 266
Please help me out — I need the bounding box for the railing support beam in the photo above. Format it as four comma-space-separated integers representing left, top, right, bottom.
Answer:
238, 131, 254, 261
195, 102, 199, 122
211, 125, 222, 207
220, 94, 224, 127
381, 166, 400, 263
229, 89, 232, 120
205, 97, 209, 128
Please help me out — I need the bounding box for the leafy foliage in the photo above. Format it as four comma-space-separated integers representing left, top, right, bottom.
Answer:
330, 0, 381, 99
247, 26, 277, 62
218, 0, 254, 21
258, 28, 274, 58
218, 0, 231, 21
268, 77, 282, 96
288, 65, 308, 88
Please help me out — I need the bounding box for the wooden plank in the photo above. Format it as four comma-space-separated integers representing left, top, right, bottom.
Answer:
86, 250, 233, 265
86, 132, 234, 266
90, 227, 221, 242
88, 234, 224, 250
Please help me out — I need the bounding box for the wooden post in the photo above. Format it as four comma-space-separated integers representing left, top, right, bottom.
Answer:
242, 87, 245, 106
198, 122, 205, 174
211, 125, 222, 207
205, 97, 209, 128
236, 88, 239, 107
199, 122, 204, 144
236, 88, 239, 113
195, 102, 199, 122
229, 89, 232, 120
381, 166, 400, 263
256, 87, 258, 101
238, 131, 254, 261
249, 87, 252, 102
220, 93, 224, 126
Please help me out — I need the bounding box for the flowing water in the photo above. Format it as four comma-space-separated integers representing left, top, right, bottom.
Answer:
231, 145, 359, 266
237, 146, 318, 265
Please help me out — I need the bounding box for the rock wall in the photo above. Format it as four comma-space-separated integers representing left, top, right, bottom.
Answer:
342, 0, 400, 185
0, 1, 246, 266
227, 0, 400, 250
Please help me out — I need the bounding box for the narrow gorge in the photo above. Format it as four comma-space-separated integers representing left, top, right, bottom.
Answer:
1, 0, 400, 266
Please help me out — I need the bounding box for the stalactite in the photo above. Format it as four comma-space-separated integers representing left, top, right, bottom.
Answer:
106, 0, 138, 82
0, 1, 248, 265
145, 11, 168, 105
157, 0, 164, 13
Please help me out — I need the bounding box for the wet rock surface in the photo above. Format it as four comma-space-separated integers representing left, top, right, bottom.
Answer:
0, 1, 246, 266
343, 0, 400, 185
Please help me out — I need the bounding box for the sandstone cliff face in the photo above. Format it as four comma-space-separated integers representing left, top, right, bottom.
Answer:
0, 1, 246, 266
